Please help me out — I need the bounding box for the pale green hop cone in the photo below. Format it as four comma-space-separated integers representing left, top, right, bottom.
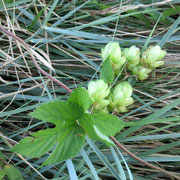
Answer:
101, 42, 126, 69
88, 80, 110, 113
142, 45, 166, 68
109, 81, 133, 113
122, 45, 140, 67
130, 65, 152, 81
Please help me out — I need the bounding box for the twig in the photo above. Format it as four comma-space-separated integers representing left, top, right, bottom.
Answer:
0, 25, 72, 94
111, 136, 180, 180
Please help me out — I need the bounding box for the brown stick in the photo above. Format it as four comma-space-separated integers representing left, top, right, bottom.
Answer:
111, 136, 180, 180
0, 25, 72, 93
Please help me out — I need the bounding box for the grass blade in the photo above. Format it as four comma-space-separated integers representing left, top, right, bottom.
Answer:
66, 159, 78, 180
158, 16, 180, 47
86, 137, 121, 180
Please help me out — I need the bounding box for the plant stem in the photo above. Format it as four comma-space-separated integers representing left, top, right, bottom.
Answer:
111, 136, 180, 180
0, 25, 72, 94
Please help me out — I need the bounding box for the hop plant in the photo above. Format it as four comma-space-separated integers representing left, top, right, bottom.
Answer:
130, 65, 152, 81
101, 42, 126, 71
122, 45, 140, 67
101, 42, 121, 62
109, 81, 133, 113
88, 79, 110, 113
10, 41, 168, 168
141, 45, 166, 68
138, 67, 152, 81
92, 106, 109, 114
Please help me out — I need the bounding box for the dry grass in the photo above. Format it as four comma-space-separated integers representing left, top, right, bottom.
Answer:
0, 0, 180, 179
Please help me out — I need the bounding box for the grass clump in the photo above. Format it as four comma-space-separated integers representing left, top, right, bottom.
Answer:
0, 0, 180, 179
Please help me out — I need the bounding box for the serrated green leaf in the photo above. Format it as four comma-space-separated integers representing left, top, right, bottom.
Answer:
12, 129, 58, 158
12, 100, 86, 166
29, 101, 84, 126
12, 124, 85, 166
79, 113, 124, 146
100, 58, 114, 84
4, 165, 24, 180
43, 124, 85, 166
93, 125, 113, 145
90, 114, 124, 136
68, 87, 92, 111
79, 113, 116, 146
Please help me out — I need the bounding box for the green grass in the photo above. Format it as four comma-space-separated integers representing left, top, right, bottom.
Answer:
0, 0, 180, 179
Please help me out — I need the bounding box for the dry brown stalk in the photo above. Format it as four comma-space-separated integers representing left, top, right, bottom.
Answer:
111, 136, 180, 180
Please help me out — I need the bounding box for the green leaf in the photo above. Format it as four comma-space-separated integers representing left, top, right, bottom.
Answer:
79, 113, 123, 146
29, 101, 84, 126
79, 114, 113, 145
4, 165, 24, 180
12, 99, 86, 166
0, 170, 6, 180
100, 58, 114, 84
12, 125, 85, 166
90, 114, 124, 136
68, 87, 92, 111
12, 129, 58, 158
43, 124, 85, 166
